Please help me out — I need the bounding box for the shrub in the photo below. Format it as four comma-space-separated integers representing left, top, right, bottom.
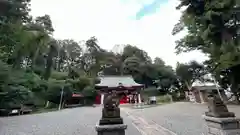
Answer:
51, 71, 68, 80
156, 95, 172, 103
143, 87, 161, 97
82, 86, 97, 105
78, 77, 91, 90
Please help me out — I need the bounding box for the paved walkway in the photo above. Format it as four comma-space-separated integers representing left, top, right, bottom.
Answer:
122, 108, 176, 135
1, 102, 240, 135
121, 102, 240, 135
0, 107, 141, 135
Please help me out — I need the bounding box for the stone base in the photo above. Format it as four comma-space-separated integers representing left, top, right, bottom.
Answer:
99, 117, 123, 125
96, 124, 127, 135
205, 111, 235, 118
207, 128, 240, 135
203, 115, 240, 135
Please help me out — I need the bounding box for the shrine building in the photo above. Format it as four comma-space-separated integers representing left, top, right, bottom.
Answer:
94, 76, 144, 104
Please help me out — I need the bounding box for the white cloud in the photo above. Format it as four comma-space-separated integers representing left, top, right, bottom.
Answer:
30, 0, 208, 68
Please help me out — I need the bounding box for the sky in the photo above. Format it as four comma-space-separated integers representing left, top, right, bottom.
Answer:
30, 0, 208, 68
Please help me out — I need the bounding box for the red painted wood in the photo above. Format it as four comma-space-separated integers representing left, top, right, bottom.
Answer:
94, 94, 128, 104
95, 94, 101, 104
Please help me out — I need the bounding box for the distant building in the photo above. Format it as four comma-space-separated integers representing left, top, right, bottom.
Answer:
95, 76, 144, 104
187, 85, 227, 103
185, 79, 227, 104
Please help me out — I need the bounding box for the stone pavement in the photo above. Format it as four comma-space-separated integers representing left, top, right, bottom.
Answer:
0, 106, 142, 135
121, 102, 207, 135
121, 102, 240, 135
1, 102, 240, 135
122, 108, 176, 135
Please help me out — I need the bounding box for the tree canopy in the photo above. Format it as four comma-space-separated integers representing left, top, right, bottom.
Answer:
3, 0, 240, 109
0, 0, 185, 110
173, 0, 240, 102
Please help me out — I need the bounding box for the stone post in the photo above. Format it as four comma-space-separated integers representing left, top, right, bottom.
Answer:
199, 92, 205, 104
96, 92, 127, 135
202, 93, 240, 135
101, 94, 105, 105
138, 93, 142, 104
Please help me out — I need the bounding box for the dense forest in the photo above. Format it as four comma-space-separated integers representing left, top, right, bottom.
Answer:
0, 0, 239, 111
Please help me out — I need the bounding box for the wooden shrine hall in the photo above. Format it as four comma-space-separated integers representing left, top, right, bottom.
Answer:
94, 76, 144, 104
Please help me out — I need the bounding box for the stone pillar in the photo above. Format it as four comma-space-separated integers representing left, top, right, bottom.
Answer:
134, 94, 137, 104
138, 93, 141, 104
199, 92, 205, 104
203, 94, 240, 135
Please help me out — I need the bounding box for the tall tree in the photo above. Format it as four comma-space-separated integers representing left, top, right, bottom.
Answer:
101, 53, 123, 75
154, 57, 165, 66
122, 45, 152, 63
81, 37, 106, 76
173, 0, 240, 101
176, 61, 205, 90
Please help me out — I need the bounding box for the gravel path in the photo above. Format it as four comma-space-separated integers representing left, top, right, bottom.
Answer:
0, 106, 141, 135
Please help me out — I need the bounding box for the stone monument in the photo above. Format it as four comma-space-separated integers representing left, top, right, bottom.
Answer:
203, 93, 240, 135
96, 91, 127, 135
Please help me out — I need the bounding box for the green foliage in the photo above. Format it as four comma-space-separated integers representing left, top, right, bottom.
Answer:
122, 45, 151, 62
173, 0, 240, 71
82, 86, 97, 97
78, 77, 91, 90
156, 95, 172, 103
143, 87, 161, 96
51, 71, 68, 80
2, 0, 214, 110
154, 57, 165, 65
176, 61, 205, 90
45, 79, 71, 104
0, 60, 10, 88
172, 0, 240, 101
123, 56, 141, 74
0, 84, 35, 109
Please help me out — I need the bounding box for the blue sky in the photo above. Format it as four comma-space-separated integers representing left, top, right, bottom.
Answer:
135, 0, 169, 20
30, 0, 207, 68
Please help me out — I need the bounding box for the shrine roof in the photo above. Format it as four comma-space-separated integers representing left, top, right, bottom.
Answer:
95, 76, 143, 88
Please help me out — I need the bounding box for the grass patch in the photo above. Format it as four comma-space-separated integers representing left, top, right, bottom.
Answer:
156, 95, 172, 103
32, 108, 58, 114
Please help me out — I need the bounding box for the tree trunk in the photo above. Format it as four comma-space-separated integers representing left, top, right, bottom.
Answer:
12, 52, 22, 69
44, 45, 54, 80
185, 81, 192, 91
230, 76, 240, 104
45, 101, 49, 108
31, 46, 40, 70
61, 100, 65, 108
